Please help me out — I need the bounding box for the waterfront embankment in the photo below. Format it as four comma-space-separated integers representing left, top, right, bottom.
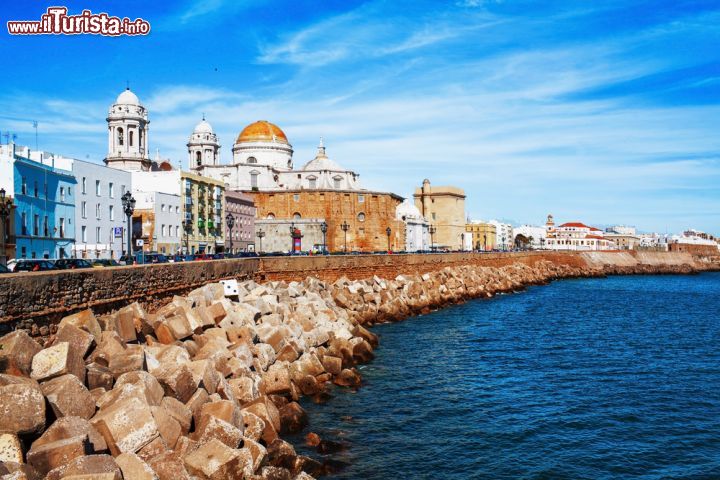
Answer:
0, 251, 718, 478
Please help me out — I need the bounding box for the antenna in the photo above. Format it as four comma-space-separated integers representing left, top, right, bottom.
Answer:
126, 80, 130, 90
32, 121, 38, 150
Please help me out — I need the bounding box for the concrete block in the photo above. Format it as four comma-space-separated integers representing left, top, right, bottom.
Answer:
26, 434, 90, 475
30, 342, 85, 383
33, 416, 106, 453
41, 374, 96, 419
0, 433, 23, 463
183, 438, 245, 480
0, 330, 42, 377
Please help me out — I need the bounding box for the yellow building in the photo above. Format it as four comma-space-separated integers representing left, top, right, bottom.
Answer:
414, 179, 465, 250
466, 223, 497, 251
182, 171, 226, 254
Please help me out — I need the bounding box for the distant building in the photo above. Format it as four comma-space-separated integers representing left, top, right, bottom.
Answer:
606, 225, 637, 236
414, 179, 466, 250
132, 191, 181, 255
512, 225, 546, 249
489, 220, 513, 251
0, 143, 76, 260
465, 221, 496, 251
225, 191, 255, 253
669, 231, 719, 255
71, 159, 132, 259
544, 217, 617, 251
396, 199, 429, 252
254, 218, 325, 253
603, 232, 640, 250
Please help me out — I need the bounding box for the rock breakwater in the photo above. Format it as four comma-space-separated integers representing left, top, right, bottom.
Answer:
0, 257, 718, 479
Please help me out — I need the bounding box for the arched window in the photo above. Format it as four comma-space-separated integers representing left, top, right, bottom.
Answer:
357, 212, 365, 222
250, 171, 259, 189
308, 176, 317, 189
266, 213, 275, 219
117, 127, 124, 146
293, 212, 301, 219
247, 156, 257, 164
129, 130, 134, 147
333, 176, 342, 189
196, 151, 202, 166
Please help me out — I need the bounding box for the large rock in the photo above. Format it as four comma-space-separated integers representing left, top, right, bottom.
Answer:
54, 323, 95, 359
0, 433, 23, 463
33, 416, 106, 453
44, 454, 121, 480
0, 376, 45, 435
183, 438, 245, 480
92, 396, 160, 455
41, 374, 96, 419
0, 330, 42, 376
26, 435, 90, 475
147, 451, 192, 480
116, 452, 158, 480
278, 402, 307, 434
59, 310, 102, 341
30, 342, 85, 383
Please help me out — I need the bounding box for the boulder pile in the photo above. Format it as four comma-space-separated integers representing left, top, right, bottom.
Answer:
0, 258, 707, 479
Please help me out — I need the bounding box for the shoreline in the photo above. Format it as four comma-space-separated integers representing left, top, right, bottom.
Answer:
0, 257, 718, 479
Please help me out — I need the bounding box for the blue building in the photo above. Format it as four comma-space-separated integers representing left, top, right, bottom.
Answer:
2, 144, 76, 259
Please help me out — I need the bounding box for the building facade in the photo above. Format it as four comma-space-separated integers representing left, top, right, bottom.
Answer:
414, 179, 466, 251
132, 170, 225, 254
132, 191, 182, 255
489, 220, 514, 251
465, 222, 497, 251
545, 219, 617, 251
396, 199, 429, 252
225, 191, 255, 253
71, 159, 132, 259
0, 144, 76, 260
253, 189, 404, 252
512, 225, 547, 249
104, 88, 151, 172
254, 218, 326, 253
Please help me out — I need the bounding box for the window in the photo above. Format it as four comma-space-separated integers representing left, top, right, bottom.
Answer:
21, 246, 26, 258
109, 183, 114, 198
109, 205, 114, 221
81, 226, 87, 242
293, 194, 300, 202
117, 127, 124, 146
121, 185, 126, 195
266, 213, 275, 219
43, 216, 49, 237
175, 226, 179, 237
67, 187, 72, 198
161, 225, 166, 237
333, 176, 342, 189
358, 194, 364, 203
293, 212, 301, 219
109, 228, 114, 244
21, 212, 27, 235
161, 204, 165, 212
59, 218, 65, 238
357, 212, 366, 222
33, 214, 39, 236
96, 227, 101, 243
250, 171, 259, 189
21, 177, 26, 195
81, 201, 87, 219
175, 206, 179, 213
129, 130, 134, 147
96, 203, 101, 219
60, 187, 65, 202
247, 156, 257, 164
196, 151, 202, 166
82, 177, 87, 194
34, 181, 38, 198
96, 180, 101, 196
432, 213, 436, 220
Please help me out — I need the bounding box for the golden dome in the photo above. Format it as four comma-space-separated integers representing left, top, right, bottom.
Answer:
236, 120, 289, 144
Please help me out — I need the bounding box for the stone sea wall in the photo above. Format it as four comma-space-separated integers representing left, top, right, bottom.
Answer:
0, 254, 718, 479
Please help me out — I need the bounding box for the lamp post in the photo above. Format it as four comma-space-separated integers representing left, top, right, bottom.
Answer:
502, 234, 506, 252
0, 188, 13, 266
340, 221, 349, 253
289, 222, 295, 253
225, 213, 235, 255
256, 229, 265, 253
183, 219, 191, 255
540, 237, 545, 250
320, 221, 328, 254
121, 191, 136, 263
386, 226, 391, 252
483, 234, 487, 252
429, 225, 436, 252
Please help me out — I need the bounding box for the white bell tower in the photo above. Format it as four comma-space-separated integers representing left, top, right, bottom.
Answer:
104, 87, 150, 171
188, 116, 221, 170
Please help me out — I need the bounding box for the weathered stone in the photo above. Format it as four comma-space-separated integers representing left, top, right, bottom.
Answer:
278, 402, 308, 434
147, 451, 192, 480
188, 359, 221, 395
0, 330, 42, 377
260, 466, 292, 480
333, 368, 361, 388
0, 433, 23, 463
151, 406, 181, 449
136, 435, 169, 463
54, 323, 94, 359
242, 436, 267, 473
183, 438, 245, 480
263, 363, 292, 396
41, 374, 96, 419
242, 397, 280, 445
194, 415, 243, 448
108, 344, 145, 379
116, 452, 158, 480
266, 438, 297, 471
154, 364, 198, 403
33, 416, 106, 453
0, 461, 42, 480
228, 376, 258, 405
59, 310, 102, 341
185, 387, 209, 425
0, 377, 45, 435
320, 355, 342, 376
92, 396, 160, 455
30, 342, 85, 383
241, 411, 266, 443
160, 396, 192, 435
115, 371, 164, 406
45, 454, 120, 480
26, 434, 90, 475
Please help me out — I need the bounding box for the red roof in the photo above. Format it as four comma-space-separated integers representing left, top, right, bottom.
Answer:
590, 227, 602, 231
585, 235, 606, 240
559, 222, 591, 229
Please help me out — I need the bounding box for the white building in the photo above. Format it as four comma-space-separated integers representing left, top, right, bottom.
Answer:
606, 225, 637, 235
191, 121, 363, 192
104, 88, 151, 172
133, 191, 182, 255
489, 220, 513, 251
545, 221, 617, 251
512, 225, 547, 249
395, 199, 429, 252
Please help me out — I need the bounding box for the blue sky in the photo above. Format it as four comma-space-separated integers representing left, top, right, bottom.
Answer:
1, 0, 719, 233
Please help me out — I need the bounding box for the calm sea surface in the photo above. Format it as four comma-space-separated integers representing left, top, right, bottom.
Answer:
289, 273, 720, 480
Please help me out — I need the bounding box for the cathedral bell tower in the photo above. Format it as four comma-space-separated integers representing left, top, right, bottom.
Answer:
188, 116, 221, 170
104, 88, 151, 171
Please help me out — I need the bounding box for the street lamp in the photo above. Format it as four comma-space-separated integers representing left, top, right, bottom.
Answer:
483, 234, 487, 252
340, 221, 350, 253
0, 188, 13, 266
502, 234, 506, 252
320, 221, 328, 254
225, 213, 235, 255
386, 226, 391, 252
429, 224, 436, 252
121, 191, 136, 263
256, 229, 265, 253
183, 219, 192, 255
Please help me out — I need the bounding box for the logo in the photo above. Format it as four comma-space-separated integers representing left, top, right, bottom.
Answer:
7, 7, 150, 36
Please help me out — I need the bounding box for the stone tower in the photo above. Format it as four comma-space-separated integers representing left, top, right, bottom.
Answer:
104, 88, 150, 171
188, 117, 221, 170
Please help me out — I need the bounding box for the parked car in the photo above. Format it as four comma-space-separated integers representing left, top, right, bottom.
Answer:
54, 258, 93, 270
91, 259, 120, 268
9, 259, 57, 272
0, 263, 10, 274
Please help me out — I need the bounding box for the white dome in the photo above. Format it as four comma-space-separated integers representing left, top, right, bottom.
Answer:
116, 88, 141, 106
302, 139, 345, 171
194, 119, 214, 134
396, 199, 423, 220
